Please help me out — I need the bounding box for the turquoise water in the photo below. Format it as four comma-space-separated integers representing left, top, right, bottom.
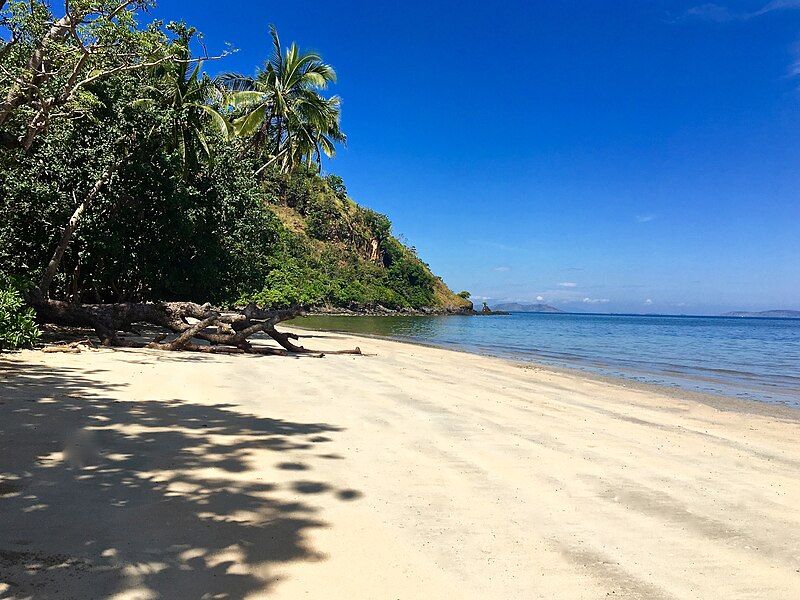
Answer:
294, 313, 800, 407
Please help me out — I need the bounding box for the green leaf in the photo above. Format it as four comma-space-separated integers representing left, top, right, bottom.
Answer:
199, 104, 232, 139
233, 105, 267, 138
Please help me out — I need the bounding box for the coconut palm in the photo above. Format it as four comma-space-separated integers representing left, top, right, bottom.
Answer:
139, 25, 231, 170
217, 25, 344, 173
277, 92, 345, 172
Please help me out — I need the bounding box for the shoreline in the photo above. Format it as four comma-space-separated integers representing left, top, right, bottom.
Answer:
2, 330, 800, 598
289, 323, 800, 420
307, 305, 477, 317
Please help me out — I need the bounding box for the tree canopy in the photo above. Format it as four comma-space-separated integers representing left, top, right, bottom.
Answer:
0, 0, 471, 351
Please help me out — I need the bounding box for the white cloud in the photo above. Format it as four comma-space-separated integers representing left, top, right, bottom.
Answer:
558, 282, 577, 288
493, 266, 510, 272
582, 297, 610, 304
636, 214, 657, 223
789, 39, 800, 77
683, 0, 800, 22
536, 295, 544, 301
685, 3, 736, 21
470, 240, 525, 252
645, 298, 653, 305
755, 0, 800, 15
683, 2, 800, 76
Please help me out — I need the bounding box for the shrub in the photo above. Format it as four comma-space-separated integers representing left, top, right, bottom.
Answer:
458, 290, 471, 299
323, 174, 347, 200
0, 276, 40, 351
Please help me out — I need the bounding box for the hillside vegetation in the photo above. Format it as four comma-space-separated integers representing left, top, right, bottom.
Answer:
0, 1, 469, 350
0, 152, 469, 313
233, 172, 471, 312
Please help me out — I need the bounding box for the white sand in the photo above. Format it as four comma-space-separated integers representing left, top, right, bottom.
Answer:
1, 330, 798, 599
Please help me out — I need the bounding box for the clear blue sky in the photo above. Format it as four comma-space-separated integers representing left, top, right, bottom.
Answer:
157, 0, 800, 314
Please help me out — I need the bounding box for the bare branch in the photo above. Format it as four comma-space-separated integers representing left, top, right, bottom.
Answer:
37, 150, 128, 297
73, 50, 231, 90
166, 313, 219, 350
108, 0, 138, 20
30, 300, 362, 357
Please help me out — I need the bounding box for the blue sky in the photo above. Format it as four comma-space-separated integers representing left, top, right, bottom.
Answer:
156, 0, 800, 314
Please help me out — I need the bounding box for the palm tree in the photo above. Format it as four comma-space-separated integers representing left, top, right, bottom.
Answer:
140, 25, 232, 170
217, 25, 344, 173
284, 93, 345, 172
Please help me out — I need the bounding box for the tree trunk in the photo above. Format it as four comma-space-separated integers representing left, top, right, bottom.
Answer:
37, 161, 119, 299
0, 9, 81, 126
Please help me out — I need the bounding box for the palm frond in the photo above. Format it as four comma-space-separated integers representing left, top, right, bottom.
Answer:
233, 105, 268, 138
215, 72, 257, 92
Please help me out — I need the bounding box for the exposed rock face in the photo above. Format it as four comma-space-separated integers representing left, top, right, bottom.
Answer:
368, 238, 381, 262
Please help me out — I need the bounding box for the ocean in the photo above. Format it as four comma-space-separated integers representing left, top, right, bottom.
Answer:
293, 312, 800, 407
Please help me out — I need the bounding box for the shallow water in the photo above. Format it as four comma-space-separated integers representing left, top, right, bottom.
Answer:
293, 312, 800, 407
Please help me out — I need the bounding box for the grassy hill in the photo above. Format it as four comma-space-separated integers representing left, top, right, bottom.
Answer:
236, 171, 473, 314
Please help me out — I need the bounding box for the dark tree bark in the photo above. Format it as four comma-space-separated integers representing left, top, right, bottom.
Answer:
31, 299, 362, 357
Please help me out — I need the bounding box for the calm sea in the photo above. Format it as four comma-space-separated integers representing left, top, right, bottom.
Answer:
293, 312, 800, 407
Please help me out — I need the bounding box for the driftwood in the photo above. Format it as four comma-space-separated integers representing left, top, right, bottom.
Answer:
31, 299, 362, 357
41, 338, 97, 353
42, 345, 82, 354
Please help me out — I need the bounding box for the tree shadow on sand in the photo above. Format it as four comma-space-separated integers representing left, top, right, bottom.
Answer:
0, 359, 353, 599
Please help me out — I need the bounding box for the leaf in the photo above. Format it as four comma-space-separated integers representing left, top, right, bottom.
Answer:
233, 105, 267, 138
131, 98, 155, 109
195, 127, 211, 159
227, 91, 267, 108
199, 104, 232, 139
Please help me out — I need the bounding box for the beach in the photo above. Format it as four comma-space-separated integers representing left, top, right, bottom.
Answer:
1, 330, 799, 599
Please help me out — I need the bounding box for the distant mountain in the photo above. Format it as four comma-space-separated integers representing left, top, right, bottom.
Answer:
722, 310, 800, 318
492, 302, 563, 313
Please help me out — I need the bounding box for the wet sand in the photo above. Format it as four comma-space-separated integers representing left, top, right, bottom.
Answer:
1, 330, 798, 599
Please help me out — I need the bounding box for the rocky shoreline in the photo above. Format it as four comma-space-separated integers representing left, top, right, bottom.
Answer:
307, 304, 508, 317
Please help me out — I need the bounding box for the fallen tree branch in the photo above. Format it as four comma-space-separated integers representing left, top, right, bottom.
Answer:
166, 313, 219, 351
42, 345, 82, 354
41, 338, 96, 353
31, 299, 363, 357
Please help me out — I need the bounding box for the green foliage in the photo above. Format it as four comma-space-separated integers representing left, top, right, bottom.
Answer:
0, 275, 41, 350
249, 170, 444, 310
324, 174, 347, 199
458, 290, 471, 299
0, 1, 170, 149
0, 2, 465, 316
144, 23, 231, 170
238, 228, 432, 310
218, 24, 344, 174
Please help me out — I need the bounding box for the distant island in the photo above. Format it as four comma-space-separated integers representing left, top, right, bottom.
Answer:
492, 302, 563, 313
722, 310, 800, 318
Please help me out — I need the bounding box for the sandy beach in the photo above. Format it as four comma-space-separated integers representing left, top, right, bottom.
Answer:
1, 329, 799, 599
